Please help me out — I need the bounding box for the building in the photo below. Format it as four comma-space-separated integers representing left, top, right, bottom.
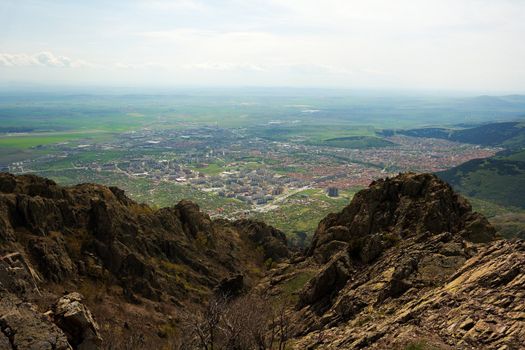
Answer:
327, 187, 339, 197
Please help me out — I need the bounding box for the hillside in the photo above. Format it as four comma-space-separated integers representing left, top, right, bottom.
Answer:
0, 172, 289, 348
437, 151, 525, 209
1, 172, 524, 349
310, 136, 396, 149
385, 121, 525, 149
436, 149, 525, 240
260, 173, 524, 349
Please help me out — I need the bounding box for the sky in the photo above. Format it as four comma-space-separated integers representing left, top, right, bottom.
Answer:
1, 0, 525, 92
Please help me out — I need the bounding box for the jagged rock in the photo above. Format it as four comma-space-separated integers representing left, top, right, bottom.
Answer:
0, 199, 15, 242
53, 292, 102, 350
234, 219, 289, 261
263, 173, 522, 349
0, 172, 290, 347
0, 172, 289, 303
175, 200, 214, 239
0, 293, 72, 350
0, 174, 17, 193
0, 252, 41, 295
298, 251, 351, 308
313, 240, 348, 264
289, 238, 525, 349
27, 236, 76, 282
462, 212, 498, 243
308, 173, 495, 256
0, 173, 64, 199
2, 170, 520, 349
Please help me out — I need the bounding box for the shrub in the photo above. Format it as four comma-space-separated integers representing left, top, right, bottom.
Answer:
179, 294, 290, 350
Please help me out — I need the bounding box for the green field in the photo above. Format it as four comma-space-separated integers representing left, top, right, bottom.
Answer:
0, 131, 112, 149
3, 92, 525, 155
252, 188, 360, 246
311, 135, 395, 149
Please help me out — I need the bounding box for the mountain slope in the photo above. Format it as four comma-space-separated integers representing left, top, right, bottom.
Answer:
385, 121, 525, 148
258, 173, 524, 349
1, 172, 524, 349
437, 151, 525, 209
0, 172, 289, 348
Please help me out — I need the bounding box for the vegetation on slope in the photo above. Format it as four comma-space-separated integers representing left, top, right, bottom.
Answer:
437, 151, 525, 209
386, 121, 525, 148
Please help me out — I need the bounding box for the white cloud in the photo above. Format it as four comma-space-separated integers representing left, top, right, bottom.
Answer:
0, 53, 35, 67
1, 0, 525, 90
0, 51, 92, 68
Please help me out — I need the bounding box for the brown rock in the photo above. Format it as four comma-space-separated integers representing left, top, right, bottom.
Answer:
308, 173, 496, 256
53, 292, 102, 349
234, 219, 289, 261
0, 293, 72, 350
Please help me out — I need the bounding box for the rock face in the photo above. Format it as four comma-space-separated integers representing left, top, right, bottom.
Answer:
290, 239, 525, 350
1, 171, 523, 349
0, 172, 289, 348
260, 173, 523, 349
0, 172, 288, 299
233, 219, 290, 261
0, 252, 41, 295
0, 293, 72, 350
308, 173, 495, 260
53, 293, 102, 350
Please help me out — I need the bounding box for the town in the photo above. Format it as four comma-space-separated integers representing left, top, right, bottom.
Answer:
6, 125, 498, 213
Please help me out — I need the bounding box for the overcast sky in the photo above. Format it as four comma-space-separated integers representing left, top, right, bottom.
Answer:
1, 0, 524, 92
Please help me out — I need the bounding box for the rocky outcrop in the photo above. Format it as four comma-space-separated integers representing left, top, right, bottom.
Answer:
0, 172, 290, 348
0, 293, 72, 350
308, 172, 495, 261
234, 219, 289, 261
0, 252, 41, 295
259, 173, 523, 349
53, 293, 102, 350
297, 174, 494, 314
1, 171, 523, 349
0, 172, 288, 301
291, 239, 524, 350
0, 291, 102, 350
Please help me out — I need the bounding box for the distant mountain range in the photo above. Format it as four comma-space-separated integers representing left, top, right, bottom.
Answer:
382, 120, 525, 149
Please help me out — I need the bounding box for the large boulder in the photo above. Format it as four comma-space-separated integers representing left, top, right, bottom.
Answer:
0, 293, 72, 350
52, 292, 102, 350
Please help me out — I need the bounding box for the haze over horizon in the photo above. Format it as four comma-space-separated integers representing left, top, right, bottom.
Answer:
1, 0, 525, 93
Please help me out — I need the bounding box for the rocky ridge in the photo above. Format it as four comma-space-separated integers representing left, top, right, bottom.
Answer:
258, 173, 523, 349
0, 172, 289, 348
0, 172, 523, 349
